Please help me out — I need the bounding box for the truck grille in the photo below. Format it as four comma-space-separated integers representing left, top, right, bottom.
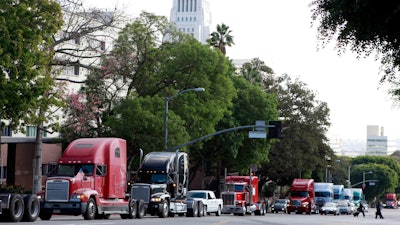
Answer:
46, 180, 69, 202
132, 185, 150, 204
221, 193, 235, 206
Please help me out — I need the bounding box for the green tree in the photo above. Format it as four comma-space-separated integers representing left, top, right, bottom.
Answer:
349, 155, 400, 201
262, 73, 332, 186
0, 0, 63, 192
310, 0, 400, 84
0, 0, 63, 131
207, 23, 235, 55
62, 12, 237, 171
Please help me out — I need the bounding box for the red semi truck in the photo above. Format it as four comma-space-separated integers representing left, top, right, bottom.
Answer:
221, 175, 266, 216
38, 138, 136, 220
385, 193, 398, 208
287, 178, 315, 214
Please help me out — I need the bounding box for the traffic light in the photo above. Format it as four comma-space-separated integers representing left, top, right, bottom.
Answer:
267, 121, 282, 139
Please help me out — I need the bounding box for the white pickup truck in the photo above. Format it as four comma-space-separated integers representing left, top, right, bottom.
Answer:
186, 190, 223, 216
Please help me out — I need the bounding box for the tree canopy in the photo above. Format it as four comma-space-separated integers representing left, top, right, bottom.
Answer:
310, 0, 400, 82
0, 0, 63, 130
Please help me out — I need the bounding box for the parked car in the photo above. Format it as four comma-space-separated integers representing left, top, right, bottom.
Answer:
336, 201, 351, 215
273, 199, 289, 213
320, 202, 339, 215
186, 190, 223, 216
348, 202, 356, 214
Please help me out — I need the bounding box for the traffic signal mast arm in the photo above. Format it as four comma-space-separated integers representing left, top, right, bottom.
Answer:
166, 121, 281, 152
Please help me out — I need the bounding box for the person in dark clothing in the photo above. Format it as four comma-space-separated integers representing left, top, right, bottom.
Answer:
308, 201, 312, 215
375, 200, 384, 219
357, 201, 365, 217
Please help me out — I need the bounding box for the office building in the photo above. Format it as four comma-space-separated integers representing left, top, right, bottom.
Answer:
366, 125, 396, 156
169, 0, 212, 44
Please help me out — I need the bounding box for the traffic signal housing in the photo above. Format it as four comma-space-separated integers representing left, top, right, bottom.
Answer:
267, 121, 282, 139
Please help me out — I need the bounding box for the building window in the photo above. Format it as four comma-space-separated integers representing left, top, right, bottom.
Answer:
26, 126, 47, 137
177, 17, 180, 22
74, 37, 80, 45
26, 126, 36, 137
194, 17, 196, 21
100, 41, 105, 51
0, 167, 6, 180
2, 125, 12, 136
74, 65, 79, 75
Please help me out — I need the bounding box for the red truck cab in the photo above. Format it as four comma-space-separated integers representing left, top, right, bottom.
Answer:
287, 179, 315, 214
39, 138, 134, 220
221, 175, 266, 216
385, 193, 397, 208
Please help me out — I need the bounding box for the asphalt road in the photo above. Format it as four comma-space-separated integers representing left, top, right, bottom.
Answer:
23, 207, 398, 225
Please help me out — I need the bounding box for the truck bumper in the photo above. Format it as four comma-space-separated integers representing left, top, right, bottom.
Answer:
40, 201, 87, 215
147, 202, 163, 215
287, 206, 307, 214
222, 205, 245, 214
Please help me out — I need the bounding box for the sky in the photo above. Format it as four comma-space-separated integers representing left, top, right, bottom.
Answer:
84, 0, 400, 140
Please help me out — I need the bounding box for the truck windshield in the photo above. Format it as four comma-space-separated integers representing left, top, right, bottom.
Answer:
316, 192, 331, 197
225, 184, 245, 192
137, 173, 168, 184
290, 191, 309, 197
57, 164, 94, 176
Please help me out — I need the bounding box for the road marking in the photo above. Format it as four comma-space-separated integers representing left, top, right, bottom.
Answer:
212, 220, 232, 225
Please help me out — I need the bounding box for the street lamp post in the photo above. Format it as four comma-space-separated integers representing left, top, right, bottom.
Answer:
164, 87, 205, 151
348, 164, 363, 188
363, 171, 373, 188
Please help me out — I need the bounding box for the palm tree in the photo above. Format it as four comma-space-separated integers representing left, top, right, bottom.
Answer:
207, 23, 234, 55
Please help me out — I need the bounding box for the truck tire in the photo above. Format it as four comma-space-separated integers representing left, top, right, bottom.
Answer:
197, 201, 204, 217
216, 205, 221, 216
23, 194, 40, 222
136, 200, 145, 219
120, 199, 136, 219
158, 200, 169, 218
7, 194, 24, 222
189, 201, 199, 217
83, 198, 96, 220
39, 212, 52, 221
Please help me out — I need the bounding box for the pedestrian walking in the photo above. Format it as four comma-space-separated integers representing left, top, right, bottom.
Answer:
375, 200, 384, 219
357, 201, 365, 217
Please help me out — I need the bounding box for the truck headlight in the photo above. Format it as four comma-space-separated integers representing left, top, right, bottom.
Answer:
151, 197, 162, 202
71, 193, 84, 202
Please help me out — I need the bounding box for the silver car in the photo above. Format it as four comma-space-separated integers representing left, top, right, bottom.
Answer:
320, 202, 340, 215
273, 199, 289, 213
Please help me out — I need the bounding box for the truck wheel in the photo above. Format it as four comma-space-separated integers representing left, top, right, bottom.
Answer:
137, 200, 145, 219
197, 201, 204, 217
6, 194, 24, 222
240, 206, 246, 216
158, 200, 169, 218
126, 199, 137, 219
187, 201, 198, 217
39, 212, 52, 220
23, 194, 39, 222
216, 205, 221, 216
83, 198, 96, 220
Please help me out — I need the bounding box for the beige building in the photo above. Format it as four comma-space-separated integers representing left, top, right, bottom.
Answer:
169, 0, 212, 44
366, 125, 396, 156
